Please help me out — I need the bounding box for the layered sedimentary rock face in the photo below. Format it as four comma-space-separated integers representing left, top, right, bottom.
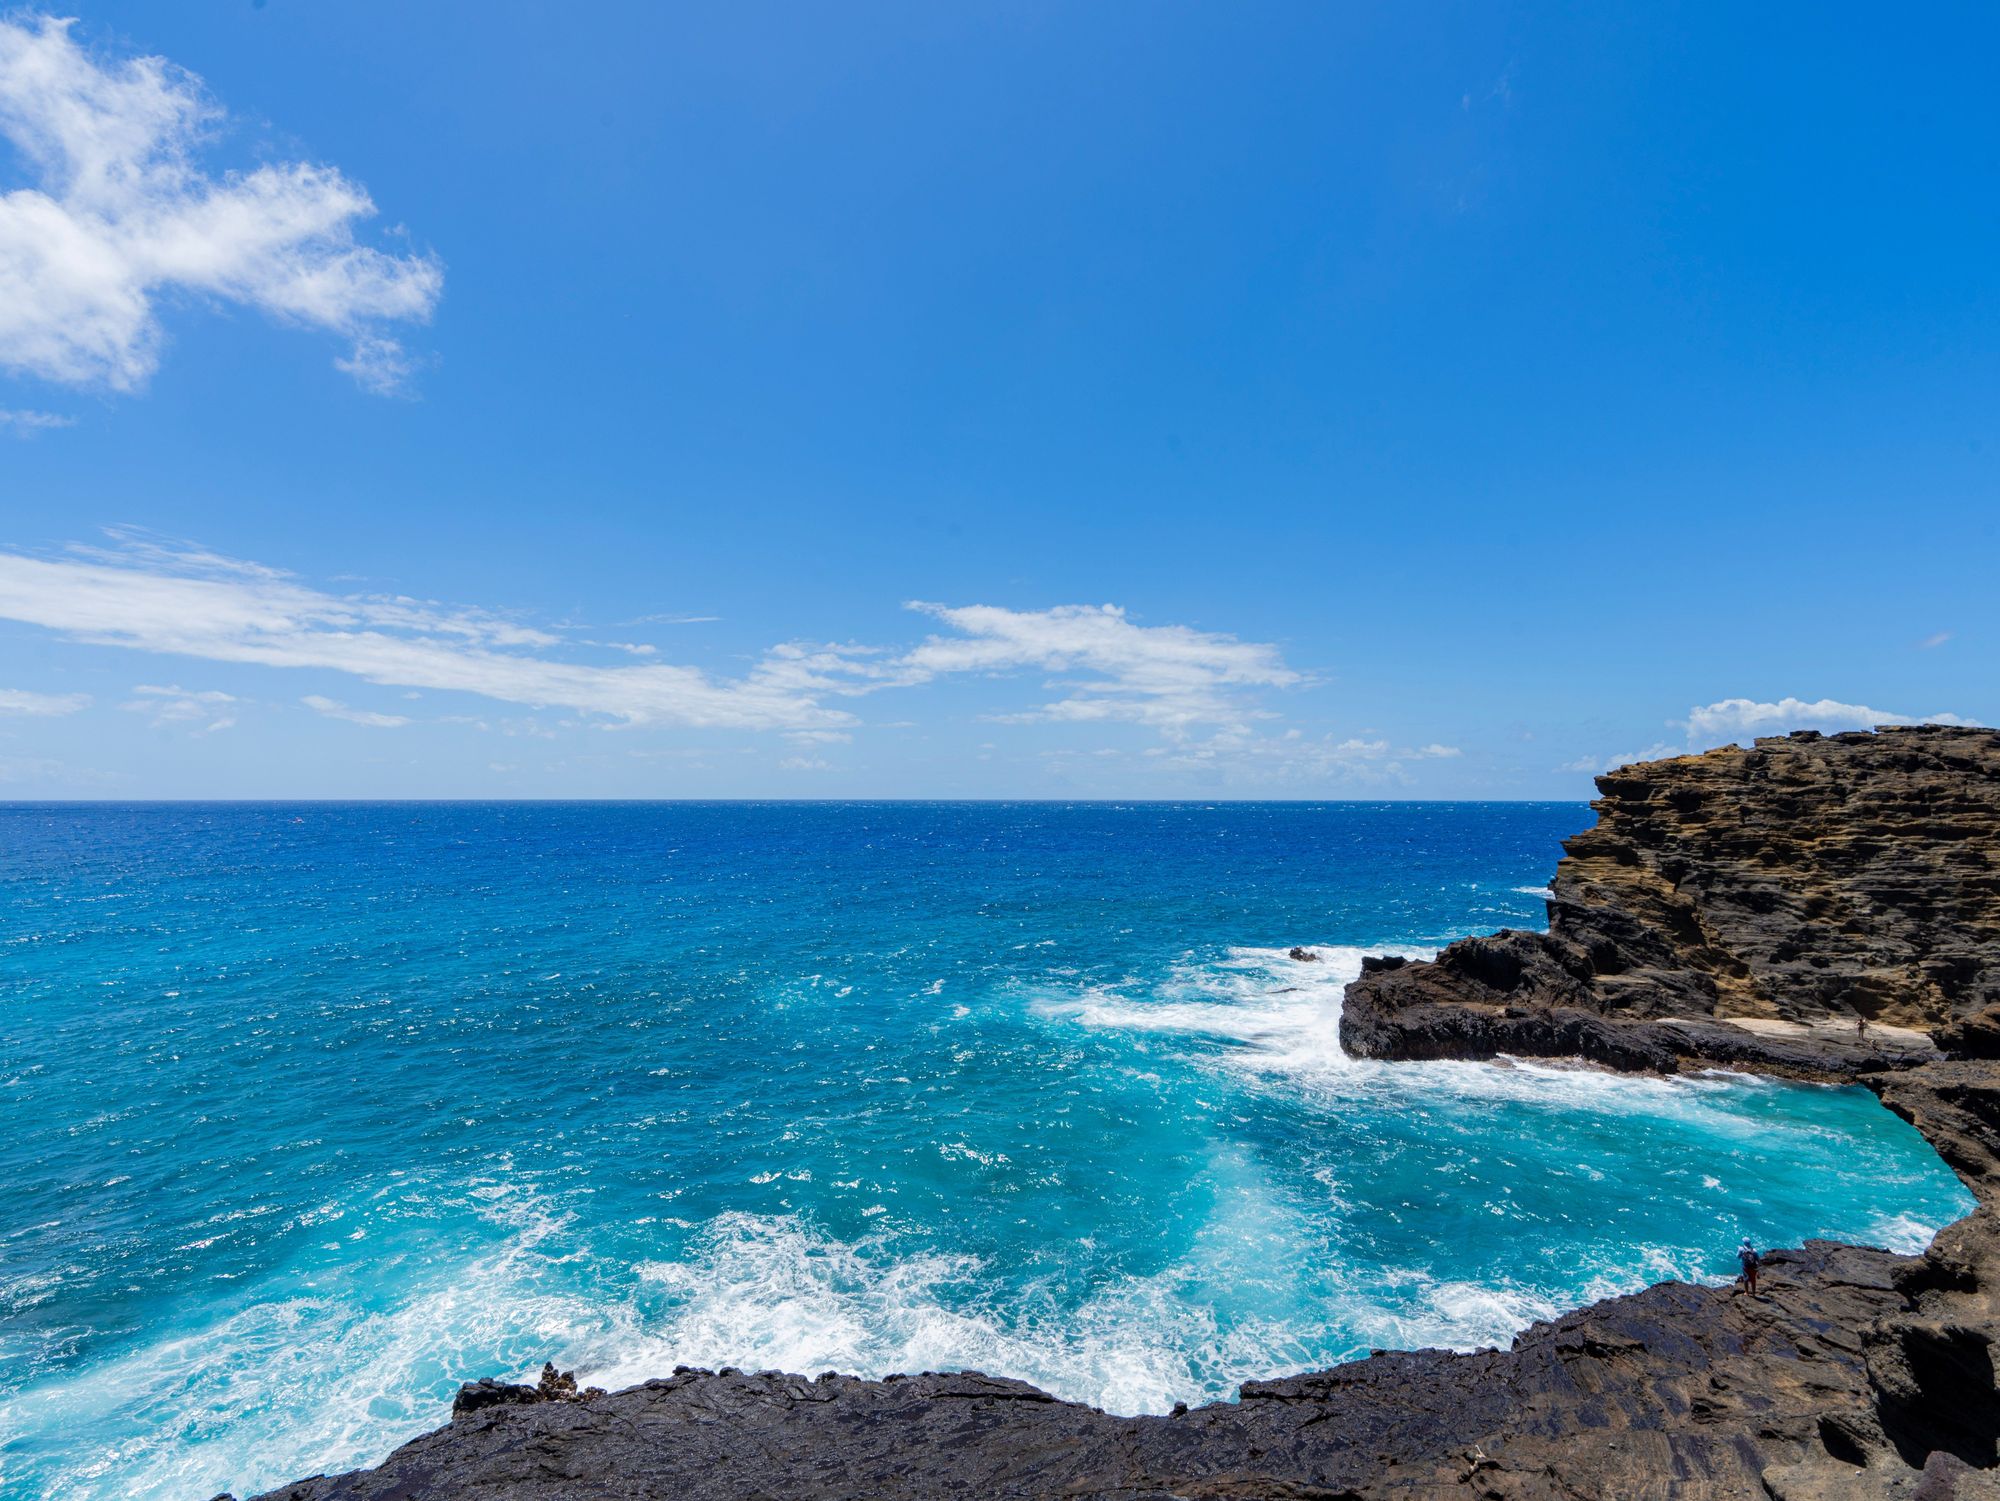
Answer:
1560, 726, 2000, 1026
1343, 726, 2000, 1077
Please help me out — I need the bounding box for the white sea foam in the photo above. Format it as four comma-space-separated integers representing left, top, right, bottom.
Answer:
603, 1205, 1595, 1417
3, 1181, 1702, 1501
12, 943, 1966, 1501
0, 1185, 603, 1501
1866, 1212, 1945, 1255
1048, 942, 1807, 1126
1051, 944, 1424, 1079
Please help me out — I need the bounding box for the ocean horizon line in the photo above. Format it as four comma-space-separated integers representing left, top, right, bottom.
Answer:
0, 795, 1597, 808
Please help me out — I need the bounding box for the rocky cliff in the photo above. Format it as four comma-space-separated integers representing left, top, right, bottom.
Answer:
1341, 726, 2000, 1078
250, 727, 2000, 1501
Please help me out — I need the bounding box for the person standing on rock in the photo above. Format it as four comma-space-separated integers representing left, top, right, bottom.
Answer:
1737, 1238, 1760, 1295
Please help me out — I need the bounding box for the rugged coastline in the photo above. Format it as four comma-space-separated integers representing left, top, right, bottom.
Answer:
249, 726, 2000, 1500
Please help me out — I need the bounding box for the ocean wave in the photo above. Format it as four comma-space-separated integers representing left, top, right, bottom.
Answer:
3, 1184, 1737, 1501
1865, 1212, 1946, 1255
583, 1206, 1667, 1417
1044, 943, 1427, 1074
1039, 943, 1792, 1123
6, 936, 1971, 1501
0, 1183, 608, 1501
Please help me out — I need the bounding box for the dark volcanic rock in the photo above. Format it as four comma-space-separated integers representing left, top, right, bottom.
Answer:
1938, 1007, 2000, 1062
250, 727, 2000, 1501
243, 1245, 1969, 1500
450, 1363, 604, 1418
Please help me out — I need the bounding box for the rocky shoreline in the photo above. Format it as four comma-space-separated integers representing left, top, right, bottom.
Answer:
247, 727, 2000, 1500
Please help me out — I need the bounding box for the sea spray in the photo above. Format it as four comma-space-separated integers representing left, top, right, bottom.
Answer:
0, 801, 1972, 1501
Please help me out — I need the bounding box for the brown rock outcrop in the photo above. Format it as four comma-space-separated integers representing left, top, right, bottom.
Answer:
1342, 726, 2000, 1078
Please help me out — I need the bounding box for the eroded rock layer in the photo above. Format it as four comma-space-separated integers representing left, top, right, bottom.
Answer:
250, 728, 2000, 1501
1341, 726, 2000, 1079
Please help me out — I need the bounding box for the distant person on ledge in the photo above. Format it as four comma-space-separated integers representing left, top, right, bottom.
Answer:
1738, 1238, 1761, 1295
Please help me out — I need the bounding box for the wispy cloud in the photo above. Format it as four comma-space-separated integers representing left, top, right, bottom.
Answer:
1460, 64, 1516, 112
123, 682, 235, 733
0, 408, 74, 435
900, 602, 1301, 738
1558, 742, 1681, 775
301, 694, 409, 728
0, 687, 89, 715
0, 16, 441, 393
0, 538, 860, 731
0, 754, 122, 787
1138, 729, 1463, 787
0, 539, 1417, 778
1919, 631, 1953, 650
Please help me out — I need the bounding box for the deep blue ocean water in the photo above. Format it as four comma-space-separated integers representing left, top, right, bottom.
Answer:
0, 802, 1975, 1500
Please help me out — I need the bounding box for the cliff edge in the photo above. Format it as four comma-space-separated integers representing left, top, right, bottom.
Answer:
1341, 725, 2000, 1081
250, 726, 2000, 1501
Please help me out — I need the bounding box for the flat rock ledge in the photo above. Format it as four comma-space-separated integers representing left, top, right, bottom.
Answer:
248, 727, 2000, 1500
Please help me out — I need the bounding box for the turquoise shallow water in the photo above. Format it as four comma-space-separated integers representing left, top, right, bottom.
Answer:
0, 802, 1975, 1500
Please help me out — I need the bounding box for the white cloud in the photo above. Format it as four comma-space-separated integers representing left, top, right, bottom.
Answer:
1919, 632, 1953, 650
0, 686, 88, 715
1684, 697, 1975, 748
0, 538, 1347, 764
0, 407, 73, 434
0, 538, 862, 732
1134, 729, 1458, 788
301, 693, 409, 728
900, 602, 1301, 738
0, 16, 441, 393
332, 334, 424, 397
1561, 696, 1983, 776
123, 681, 235, 732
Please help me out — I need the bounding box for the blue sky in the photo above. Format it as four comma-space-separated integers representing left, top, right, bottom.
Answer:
0, 3, 1991, 798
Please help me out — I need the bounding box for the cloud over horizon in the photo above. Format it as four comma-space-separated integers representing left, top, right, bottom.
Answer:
0, 538, 1315, 751
0, 539, 861, 732
0, 686, 89, 716
0, 15, 441, 393
1684, 696, 1975, 747
1561, 697, 1982, 775
123, 682, 235, 733
901, 601, 1301, 739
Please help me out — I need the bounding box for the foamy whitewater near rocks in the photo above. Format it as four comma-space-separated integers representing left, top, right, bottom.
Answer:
1, 777, 1990, 1499
231, 728, 2000, 1500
